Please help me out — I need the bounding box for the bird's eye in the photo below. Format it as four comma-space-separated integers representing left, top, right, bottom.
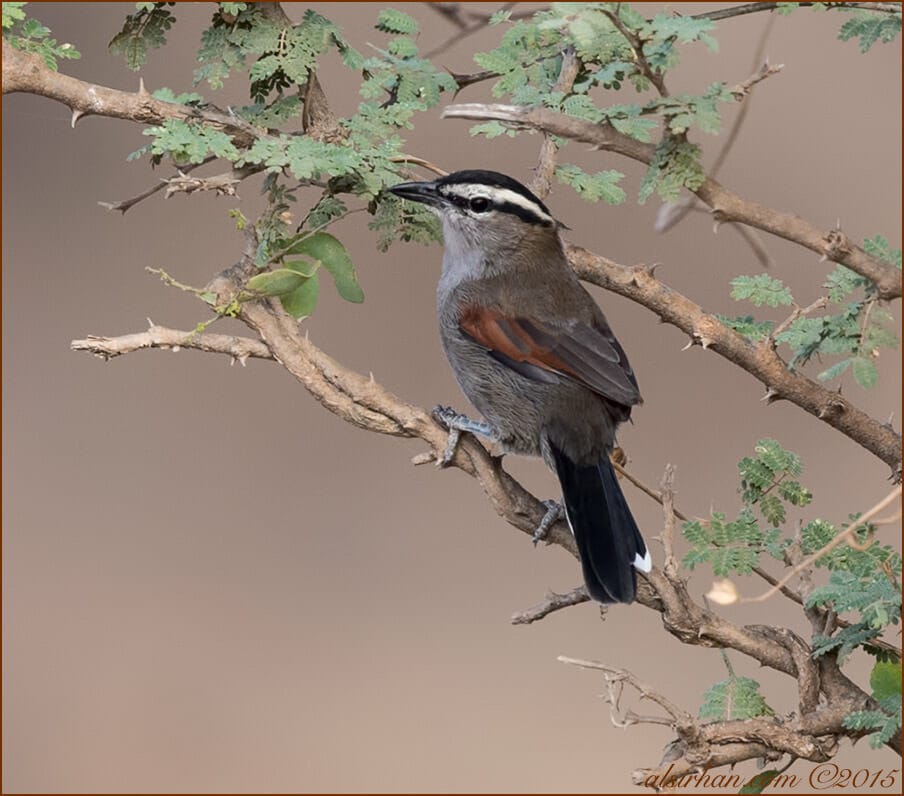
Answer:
469, 196, 491, 213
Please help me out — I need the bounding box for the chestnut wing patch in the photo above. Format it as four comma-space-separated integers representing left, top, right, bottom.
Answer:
459, 305, 640, 406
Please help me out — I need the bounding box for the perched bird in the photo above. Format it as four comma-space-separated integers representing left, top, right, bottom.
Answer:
388, 170, 650, 603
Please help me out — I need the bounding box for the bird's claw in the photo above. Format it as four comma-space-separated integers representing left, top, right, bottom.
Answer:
431, 405, 494, 467
533, 499, 564, 545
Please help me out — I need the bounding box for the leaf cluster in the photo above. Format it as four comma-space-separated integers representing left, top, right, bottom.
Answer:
841, 661, 902, 748
682, 439, 807, 575
469, 4, 738, 204
699, 673, 774, 722
2, 2, 80, 69
727, 235, 900, 389
804, 521, 901, 663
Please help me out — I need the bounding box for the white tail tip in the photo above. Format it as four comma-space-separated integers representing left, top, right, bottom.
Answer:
633, 551, 652, 573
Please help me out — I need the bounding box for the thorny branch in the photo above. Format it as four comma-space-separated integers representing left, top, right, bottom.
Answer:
564, 245, 901, 475
510, 586, 590, 624
71, 323, 273, 365
441, 102, 903, 301
69, 249, 902, 766
7, 6, 901, 783
693, 2, 903, 23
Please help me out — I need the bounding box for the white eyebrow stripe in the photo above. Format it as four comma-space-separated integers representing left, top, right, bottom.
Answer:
439, 184, 554, 224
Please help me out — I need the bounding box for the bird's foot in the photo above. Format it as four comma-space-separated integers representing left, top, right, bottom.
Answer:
533, 499, 564, 545
431, 405, 494, 467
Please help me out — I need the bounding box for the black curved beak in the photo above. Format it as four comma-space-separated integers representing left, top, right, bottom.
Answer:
386, 179, 442, 207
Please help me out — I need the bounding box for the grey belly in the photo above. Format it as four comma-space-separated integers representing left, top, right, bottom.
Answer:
441, 333, 618, 465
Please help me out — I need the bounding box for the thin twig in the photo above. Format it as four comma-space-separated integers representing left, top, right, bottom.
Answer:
530, 46, 580, 200
98, 156, 217, 214
770, 297, 830, 343
657, 16, 778, 236
612, 460, 688, 520
744, 485, 902, 603
389, 155, 449, 177
71, 323, 273, 364
511, 586, 589, 624
693, 2, 901, 23
601, 6, 669, 96
558, 656, 693, 725
660, 464, 679, 577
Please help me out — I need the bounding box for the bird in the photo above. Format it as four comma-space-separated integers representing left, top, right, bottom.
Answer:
388, 169, 650, 603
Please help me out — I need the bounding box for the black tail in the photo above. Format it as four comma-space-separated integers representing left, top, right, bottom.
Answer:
549, 442, 649, 604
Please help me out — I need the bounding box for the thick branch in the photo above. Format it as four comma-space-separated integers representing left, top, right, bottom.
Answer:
2, 41, 258, 147
565, 246, 901, 474
442, 103, 902, 300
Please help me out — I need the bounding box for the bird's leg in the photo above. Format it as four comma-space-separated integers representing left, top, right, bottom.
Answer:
533, 499, 565, 545
431, 405, 495, 466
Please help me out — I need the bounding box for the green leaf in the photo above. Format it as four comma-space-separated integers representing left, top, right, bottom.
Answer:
555, 164, 626, 205
375, 8, 418, 35
699, 675, 773, 721
245, 268, 307, 297
2, 2, 27, 30
151, 87, 203, 105
852, 356, 878, 389
281, 270, 320, 318
730, 274, 794, 307
862, 234, 902, 268
109, 3, 175, 70
818, 358, 852, 382
824, 265, 868, 302
714, 315, 773, 341
740, 771, 781, 794
871, 660, 902, 703
638, 137, 705, 204
469, 121, 515, 139
284, 232, 364, 303
838, 9, 902, 53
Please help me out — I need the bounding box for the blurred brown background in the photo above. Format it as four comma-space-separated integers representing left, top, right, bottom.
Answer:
3, 3, 901, 792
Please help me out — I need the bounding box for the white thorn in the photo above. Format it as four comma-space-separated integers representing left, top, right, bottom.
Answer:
230, 356, 236, 367
70, 108, 85, 128
146, 317, 155, 329
171, 345, 181, 353
138, 77, 147, 95
238, 354, 248, 367
681, 338, 695, 351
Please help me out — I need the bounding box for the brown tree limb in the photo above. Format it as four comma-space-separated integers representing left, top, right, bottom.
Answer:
693, 2, 902, 23
1, 41, 260, 147
441, 103, 903, 300
564, 245, 901, 475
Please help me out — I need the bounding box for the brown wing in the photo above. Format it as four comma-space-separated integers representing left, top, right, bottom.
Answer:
459, 304, 641, 407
